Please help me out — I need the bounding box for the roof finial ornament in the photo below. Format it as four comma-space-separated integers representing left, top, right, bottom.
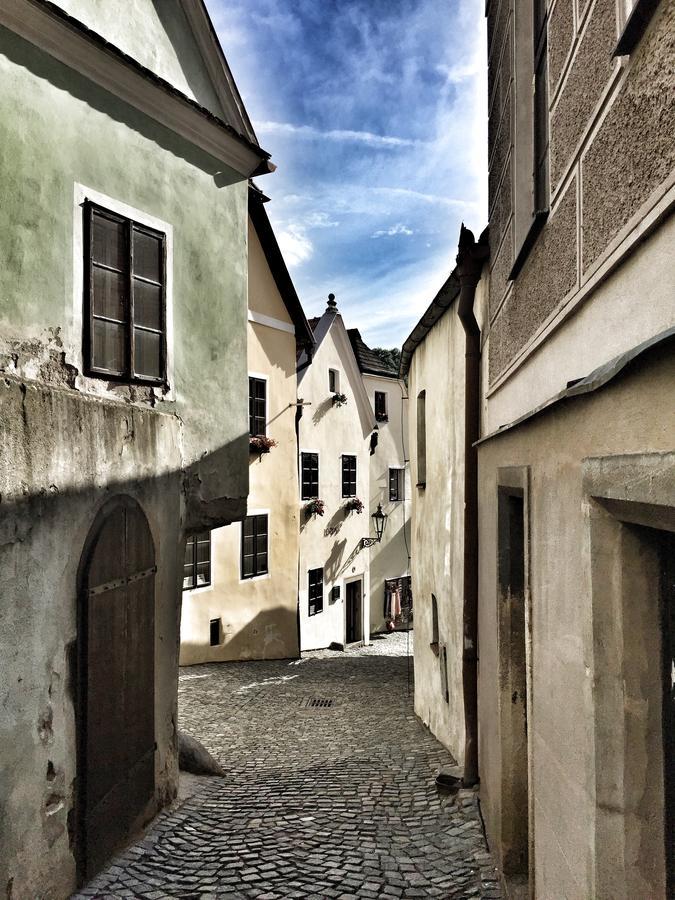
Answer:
327, 293, 338, 312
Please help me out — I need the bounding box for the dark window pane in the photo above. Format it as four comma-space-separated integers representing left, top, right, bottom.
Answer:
196, 561, 210, 585
93, 319, 125, 373
92, 213, 125, 270
242, 555, 254, 578
256, 533, 267, 554
134, 329, 161, 379
184, 538, 195, 565
93, 266, 126, 321
197, 541, 210, 564
132, 229, 162, 282
133, 279, 162, 330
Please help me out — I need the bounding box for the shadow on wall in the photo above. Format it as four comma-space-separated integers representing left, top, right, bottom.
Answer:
325, 537, 348, 583
311, 395, 334, 425
180, 605, 300, 665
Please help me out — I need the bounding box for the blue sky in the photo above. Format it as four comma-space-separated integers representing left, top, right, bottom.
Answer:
206, 0, 487, 348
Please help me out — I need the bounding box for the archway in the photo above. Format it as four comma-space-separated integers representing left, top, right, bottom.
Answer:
77, 496, 156, 881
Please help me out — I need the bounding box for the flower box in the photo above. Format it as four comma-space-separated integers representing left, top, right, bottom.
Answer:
249, 435, 277, 454
344, 497, 364, 515
303, 498, 325, 518
331, 392, 348, 407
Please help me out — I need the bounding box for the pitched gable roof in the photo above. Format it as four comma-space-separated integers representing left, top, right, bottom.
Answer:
248, 187, 314, 350
347, 329, 398, 377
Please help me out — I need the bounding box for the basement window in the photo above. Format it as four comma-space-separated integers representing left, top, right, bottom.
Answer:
84, 201, 166, 384
209, 618, 221, 646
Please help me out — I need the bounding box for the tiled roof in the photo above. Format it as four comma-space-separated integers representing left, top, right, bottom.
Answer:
347, 329, 398, 377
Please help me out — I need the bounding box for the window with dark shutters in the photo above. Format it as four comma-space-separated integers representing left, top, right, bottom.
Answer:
85, 201, 166, 383
389, 468, 404, 501
308, 567, 324, 616
341, 455, 357, 497
183, 532, 211, 590
301, 452, 319, 500
249, 377, 267, 436
374, 391, 388, 421
241, 514, 268, 579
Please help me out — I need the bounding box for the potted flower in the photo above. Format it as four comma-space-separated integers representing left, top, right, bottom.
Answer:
344, 497, 364, 515
331, 392, 348, 407
249, 435, 278, 454
375, 410, 389, 423
303, 498, 325, 518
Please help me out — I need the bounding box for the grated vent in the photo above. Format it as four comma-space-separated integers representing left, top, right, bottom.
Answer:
301, 697, 334, 709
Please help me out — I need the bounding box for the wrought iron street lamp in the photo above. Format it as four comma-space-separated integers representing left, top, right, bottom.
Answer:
362, 503, 388, 548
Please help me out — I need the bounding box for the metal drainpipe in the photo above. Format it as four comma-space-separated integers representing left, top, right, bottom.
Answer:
455, 224, 489, 788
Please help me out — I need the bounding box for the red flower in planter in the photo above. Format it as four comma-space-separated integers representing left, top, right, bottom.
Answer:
344, 497, 364, 514
304, 499, 325, 518
249, 435, 278, 454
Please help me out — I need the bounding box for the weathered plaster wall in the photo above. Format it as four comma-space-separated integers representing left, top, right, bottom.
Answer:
298, 323, 372, 651
363, 373, 410, 634
0, 27, 251, 898
0, 378, 183, 900
408, 303, 466, 763
180, 223, 300, 664
477, 345, 675, 898
0, 27, 250, 517
486, 0, 675, 394
52, 0, 225, 116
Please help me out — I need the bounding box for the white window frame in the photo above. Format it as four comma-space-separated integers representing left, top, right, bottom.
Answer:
73, 183, 175, 398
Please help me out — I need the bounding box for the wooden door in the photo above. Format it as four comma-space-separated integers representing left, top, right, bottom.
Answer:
346, 581, 362, 644
79, 497, 156, 880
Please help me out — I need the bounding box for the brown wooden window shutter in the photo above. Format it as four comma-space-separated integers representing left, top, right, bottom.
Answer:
85, 201, 167, 384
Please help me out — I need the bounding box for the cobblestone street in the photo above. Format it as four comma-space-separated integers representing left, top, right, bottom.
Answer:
76, 634, 500, 899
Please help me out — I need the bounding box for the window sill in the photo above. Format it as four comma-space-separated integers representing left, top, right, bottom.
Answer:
416, 482, 426, 489
614, 0, 660, 55
508, 209, 549, 281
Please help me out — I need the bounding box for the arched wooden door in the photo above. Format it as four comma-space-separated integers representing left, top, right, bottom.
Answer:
78, 496, 156, 880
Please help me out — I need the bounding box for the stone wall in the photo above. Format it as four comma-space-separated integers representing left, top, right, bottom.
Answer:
485, 0, 675, 392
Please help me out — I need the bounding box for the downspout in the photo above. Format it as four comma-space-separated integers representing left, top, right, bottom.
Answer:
455, 224, 489, 788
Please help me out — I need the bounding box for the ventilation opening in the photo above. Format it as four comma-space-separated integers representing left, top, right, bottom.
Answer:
209, 618, 221, 647
301, 697, 334, 709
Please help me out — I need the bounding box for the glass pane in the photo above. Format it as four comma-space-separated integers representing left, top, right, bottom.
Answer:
257, 552, 268, 573
93, 213, 125, 270
183, 573, 194, 590
184, 538, 194, 565
133, 278, 162, 330
93, 266, 126, 321
256, 515, 267, 534
243, 535, 254, 556
196, 562, 210, 585
197, 541, 210, 564
134, 329, 161, 379
133, 229, 162, 281
242, 555, 254, 578
93, 319, 125, 373
256, 533, 267, 554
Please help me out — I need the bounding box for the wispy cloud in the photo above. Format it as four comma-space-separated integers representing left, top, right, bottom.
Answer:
372, 223, 414, 238
277, 225, 313, 266
257, 120, 423, 149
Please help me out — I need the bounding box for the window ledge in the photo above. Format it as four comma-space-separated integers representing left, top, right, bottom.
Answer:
614, 0, 660, 55
509, 210, 549, 281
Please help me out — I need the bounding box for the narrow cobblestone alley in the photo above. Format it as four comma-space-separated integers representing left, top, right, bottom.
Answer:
75, 634, 500, 899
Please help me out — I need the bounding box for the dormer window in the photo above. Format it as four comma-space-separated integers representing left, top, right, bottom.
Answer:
329, 368, 340, 393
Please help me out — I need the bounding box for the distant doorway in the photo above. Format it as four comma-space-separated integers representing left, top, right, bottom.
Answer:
77, 497, 156, 882
346, 580, 363, 644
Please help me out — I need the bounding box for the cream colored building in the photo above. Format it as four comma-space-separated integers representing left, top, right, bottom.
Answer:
297, 298, 377, 651
180, 191, 313, 664
403, 0, 675, 896
347, 330, 411, 635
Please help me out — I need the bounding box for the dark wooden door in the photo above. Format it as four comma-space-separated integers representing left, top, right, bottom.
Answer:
79, 497, 156, 880
661, 532, 675, 896
346, 581, 362, 644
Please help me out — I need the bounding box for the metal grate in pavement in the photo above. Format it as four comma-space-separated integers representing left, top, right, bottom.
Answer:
300, 697, 334, 709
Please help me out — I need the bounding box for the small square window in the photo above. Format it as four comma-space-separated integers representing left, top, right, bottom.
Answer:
389, 468, 404, 502
375, 391, 388, 422
308, 567, 324, 616
183, 531, 211, 590
85, 202, 166, 384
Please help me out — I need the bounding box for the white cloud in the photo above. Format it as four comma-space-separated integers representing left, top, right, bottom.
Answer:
372, 223, 414, 238
257, 120, 423, 149
277, 225, 313, 266
304, 211, 339, 229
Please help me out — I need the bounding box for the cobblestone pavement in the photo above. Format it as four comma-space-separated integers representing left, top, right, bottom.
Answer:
75, 633, 501, 899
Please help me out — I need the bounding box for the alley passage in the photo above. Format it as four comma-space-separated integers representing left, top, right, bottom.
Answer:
75, 634, 500, 899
